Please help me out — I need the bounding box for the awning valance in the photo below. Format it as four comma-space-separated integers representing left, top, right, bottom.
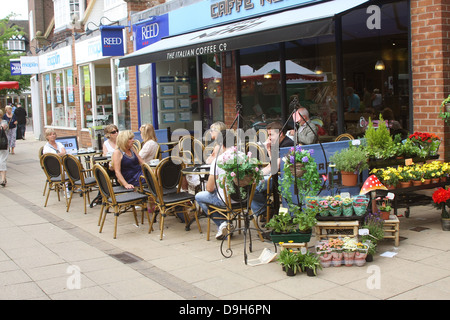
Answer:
119, 0, 369, 67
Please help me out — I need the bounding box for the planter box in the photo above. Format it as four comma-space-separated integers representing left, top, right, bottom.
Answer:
270, 230, 312, 244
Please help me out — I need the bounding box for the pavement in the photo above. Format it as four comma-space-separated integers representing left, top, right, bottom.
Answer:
0, 131, 449, 301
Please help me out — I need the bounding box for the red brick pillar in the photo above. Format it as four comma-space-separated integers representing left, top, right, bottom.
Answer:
222, 52, 238, 127
411, 0, 450, 160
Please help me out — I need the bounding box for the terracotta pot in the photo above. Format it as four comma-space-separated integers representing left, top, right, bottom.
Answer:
380, 210, 391, 220
233, 175, 253, 187
423, 179, 431, 184
412, 180, 422, 186
431, 178, 440, 184
341, 171, 358, 186
399, 181, 411, 188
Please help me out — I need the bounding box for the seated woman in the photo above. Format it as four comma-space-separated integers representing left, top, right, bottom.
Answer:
139, 123, 159, 163
103, 124, 119, 156
43, 128, 66, 156
195, 130, 236, 240
112, 130, 144, 189
205, 121, 226, 164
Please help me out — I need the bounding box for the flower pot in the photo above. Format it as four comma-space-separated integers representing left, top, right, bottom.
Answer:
442, 218, 450, 231
331, 251, 343, 267
412, 180, 422, 186
431, 178, 440, 184
399, 181, 411, 188
341, 171, 358, 186
270, 230, 312, 244
318, 252, 332, 268
233, 175, 253, 187
342, 205, 354, 217
285, 266, 297, 276
386, 184, 396, 190
353, 195, 369, 216
379, 210, 391, 220
354, 251, 368, 266
289, 163, 305, 178
305, 267, 316, 277
329, 205, 342, 217
343, 251, 355, 266
423, 179, 431, 184
365, 253, 373, 262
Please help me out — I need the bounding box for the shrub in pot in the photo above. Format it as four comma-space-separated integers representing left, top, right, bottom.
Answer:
330, 144, 369, 186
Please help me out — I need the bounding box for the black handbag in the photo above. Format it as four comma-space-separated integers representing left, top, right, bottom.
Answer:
0, 127, 8, 150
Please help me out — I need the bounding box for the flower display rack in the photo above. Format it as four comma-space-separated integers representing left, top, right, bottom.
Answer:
382, 215, 400, 246
315, 220, 360, 242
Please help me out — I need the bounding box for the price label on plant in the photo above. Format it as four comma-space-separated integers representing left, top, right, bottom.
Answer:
359, 228, 369, 235
386, 192, 395, 200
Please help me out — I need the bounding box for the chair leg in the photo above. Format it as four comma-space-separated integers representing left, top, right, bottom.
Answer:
99, 204, 108, 233
132, 206, 139, 226
66, 187, 75, 212
44, 183, 52, 207
113, 208, 119, 239
98, 202, 105, 226
194, 205, 202, 234
206, 209, 211, 241
159, 211, 166, 240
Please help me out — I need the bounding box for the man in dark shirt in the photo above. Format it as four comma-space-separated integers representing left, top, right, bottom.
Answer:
252, 121, 294, 220
14, 103, 27, 140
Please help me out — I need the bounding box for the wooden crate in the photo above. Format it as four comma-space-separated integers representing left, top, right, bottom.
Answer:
383, 215, 400, 247
315, 220, 360, 241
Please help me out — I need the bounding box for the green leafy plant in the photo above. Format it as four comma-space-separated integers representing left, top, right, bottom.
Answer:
279, 147, 321, 219
439, 95, 450, 123
265, 208, 297, 233
360, 211, 385, 253
299, 251, 322, 275
293, 207, 318, 232
364, 115, 394, 159
277, 249, 300, 273
330, 145, 369, 173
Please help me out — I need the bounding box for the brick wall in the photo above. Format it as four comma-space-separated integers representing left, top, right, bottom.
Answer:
222, 52, 238, 126
411, 0, 450, 160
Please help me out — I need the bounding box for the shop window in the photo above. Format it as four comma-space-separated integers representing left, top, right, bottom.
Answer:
154, 58, 197, 132
52, 71, 66, 127
95, 64, 113, 127
65, 69, 76, 128
285, 35, 337, 141
79, 65, 93, 128
114, 60, 131, 130
239, 44, 283, 131
341, 0, 410, 138
43, 74, 53, 126
203, 54, 224, 127
139, 64, 153, 126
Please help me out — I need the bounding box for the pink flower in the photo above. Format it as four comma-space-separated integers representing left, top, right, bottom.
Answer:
230, 172, 236, 177
255, 167, 259, 172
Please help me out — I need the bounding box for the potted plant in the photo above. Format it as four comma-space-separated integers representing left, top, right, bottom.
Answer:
267, 207, 317, 243
376, 196, 392, 220
360, 211, 385, 260
277, 249, 300, 276
328, 196, 343, 217
300, 251, 322, 276
354, 242, 369, 266
315, 241, 332, 268
439, 94, 450, 123
364, 115, 394, 160
328, 238, 344, 267
217, 147, 264, 197
330, 145, 369, 186
342, 197, 354, 216
409, 132, 441, 157
342, 237, 357, 266
432, 187, 450, 231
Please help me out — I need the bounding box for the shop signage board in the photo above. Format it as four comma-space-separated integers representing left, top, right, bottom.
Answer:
10, 59, 21, 75
134, 14, 169, 51
20, 56, 39, 74
38, 46, 72, 73
100, 25, 125, 56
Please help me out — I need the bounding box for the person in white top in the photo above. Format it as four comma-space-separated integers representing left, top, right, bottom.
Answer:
102, 124, 119, 156
139, 123, 159, 163
205, 121, 226, 164
195, 130, 237, 240
43, 128, 66, 156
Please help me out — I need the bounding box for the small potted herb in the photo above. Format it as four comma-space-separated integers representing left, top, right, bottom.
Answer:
330, 145, 369, 186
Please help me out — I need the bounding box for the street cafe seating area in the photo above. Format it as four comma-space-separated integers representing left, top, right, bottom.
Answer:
38, 128, 447, 263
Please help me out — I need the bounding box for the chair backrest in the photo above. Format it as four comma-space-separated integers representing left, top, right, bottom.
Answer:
155, 144, 161, 160
62, 154, 82, 183
93, 164, 114, 201
133, 139, 141, 152
41, 153, 63, 179
38, 146, 44, 159
335, 133, 354, 141
246, 142, 269, 163
141, 163, 162, 201
156, 156, 184, 191
192, 138, 205, 164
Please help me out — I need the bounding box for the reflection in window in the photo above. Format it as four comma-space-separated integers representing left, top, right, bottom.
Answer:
203, 54, 224, 128
139, 64, 153, 126
114, 60, 131, 130
79, 65, 93, 128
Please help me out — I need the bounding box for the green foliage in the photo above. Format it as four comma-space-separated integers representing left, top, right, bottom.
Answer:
277, 249, 300, 273
439, 95, 450, 123
293, 207, 318, 232
330, 144, 369, 173
299, 251, 322, 275
364, 115, 395, 159
0, 14, 30, 94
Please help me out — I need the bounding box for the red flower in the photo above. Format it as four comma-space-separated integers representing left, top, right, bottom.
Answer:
432, 187, 450, 204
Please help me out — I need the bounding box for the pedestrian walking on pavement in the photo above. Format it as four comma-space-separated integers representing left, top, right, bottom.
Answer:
0, 109, 9, 186
14, 103, 27, 140
2, 105, 17, 154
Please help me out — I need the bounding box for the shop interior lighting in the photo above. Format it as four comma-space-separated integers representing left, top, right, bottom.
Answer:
314, 66, 324, 74
374, 60, 385, 71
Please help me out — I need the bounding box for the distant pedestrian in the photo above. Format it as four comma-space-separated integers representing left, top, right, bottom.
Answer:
0, 110, 9, 186
2, 105, 17, 154
14, 103, 27, 140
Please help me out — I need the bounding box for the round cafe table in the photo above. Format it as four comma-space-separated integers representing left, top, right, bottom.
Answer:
181, 164, 210, 191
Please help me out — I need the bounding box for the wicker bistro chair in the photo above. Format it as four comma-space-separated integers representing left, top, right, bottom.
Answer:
141, 163, 202, 240
41, 153, 68, 208
206, 179, 263, 254
93, 164, 149, 239
62, 154, 97, 215
39, 146, 48, 196
155, 156, 185, 195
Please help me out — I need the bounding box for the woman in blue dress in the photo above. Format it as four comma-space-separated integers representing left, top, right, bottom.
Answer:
112, 130, 144, 189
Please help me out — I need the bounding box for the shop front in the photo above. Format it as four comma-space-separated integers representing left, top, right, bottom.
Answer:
123, 0, 411, 142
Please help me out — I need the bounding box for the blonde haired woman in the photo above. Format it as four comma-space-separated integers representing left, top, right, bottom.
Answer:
112, 130, 144, 189
103, 124, 119, 156
139, 124, 159, 163
42, 128, 66, 156
205, 121, 226, 164
2, 105, 18, 154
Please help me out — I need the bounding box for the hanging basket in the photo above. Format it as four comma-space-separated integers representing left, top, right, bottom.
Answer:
289, 163, 306, 178
233, 175, 253, 187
